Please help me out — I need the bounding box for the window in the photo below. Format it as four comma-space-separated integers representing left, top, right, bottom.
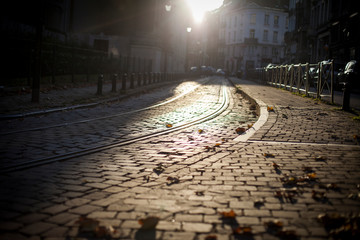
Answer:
262, 47, 268, 57
274, 16, 279, 26
234, 16, 237, 27
250, 14, 256, 24
272, 47, 278, 56
233, 31, 236, 42
273, 31, 278, 42
228, 32, 231, 43
264, 14, 269, 25
250, 29, 255, 38
263, 30, 268, 41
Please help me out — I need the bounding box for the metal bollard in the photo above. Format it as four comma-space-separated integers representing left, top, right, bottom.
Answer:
150, 72, 153, 84
130, 73, 135, 89
137, 72, 142, 87
112, 74, 117, 92
97, 74, 103, 95
144, 72, 148, 85
122, 73, 127, 90
342, 82, 351, 111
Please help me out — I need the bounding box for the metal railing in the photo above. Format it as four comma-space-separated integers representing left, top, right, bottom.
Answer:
265, 61, 334, 103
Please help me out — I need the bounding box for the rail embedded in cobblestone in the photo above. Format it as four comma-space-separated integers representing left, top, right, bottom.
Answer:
1, 80, 230, 173
0, 78, 211, 136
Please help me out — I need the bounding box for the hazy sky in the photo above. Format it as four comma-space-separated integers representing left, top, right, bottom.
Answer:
185, 0, 223, 23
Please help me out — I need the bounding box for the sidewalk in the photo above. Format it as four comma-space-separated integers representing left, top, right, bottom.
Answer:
0, 77, 360, 239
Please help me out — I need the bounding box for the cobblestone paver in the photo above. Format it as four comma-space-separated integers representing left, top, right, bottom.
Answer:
1, 77, 360, 239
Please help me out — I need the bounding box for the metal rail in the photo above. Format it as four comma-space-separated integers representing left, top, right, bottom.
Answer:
1, 80, 230, 173
0, 78, 211, 136
265, 61, 334, 103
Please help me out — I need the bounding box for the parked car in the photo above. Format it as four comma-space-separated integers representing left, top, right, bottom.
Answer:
216, 69, 225, 76
338, 60, 359, 89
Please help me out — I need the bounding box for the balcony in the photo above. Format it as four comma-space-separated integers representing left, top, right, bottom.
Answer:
244, 38, 258, 44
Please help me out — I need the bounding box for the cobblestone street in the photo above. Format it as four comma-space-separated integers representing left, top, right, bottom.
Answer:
0, 77, 360, 240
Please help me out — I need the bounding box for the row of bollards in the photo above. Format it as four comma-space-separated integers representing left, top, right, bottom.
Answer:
96, 72, 184, 95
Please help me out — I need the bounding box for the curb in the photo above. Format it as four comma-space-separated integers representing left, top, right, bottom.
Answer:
228, 78, 269, 142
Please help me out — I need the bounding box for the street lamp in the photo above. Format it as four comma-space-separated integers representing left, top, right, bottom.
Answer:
185, 27, 192, 72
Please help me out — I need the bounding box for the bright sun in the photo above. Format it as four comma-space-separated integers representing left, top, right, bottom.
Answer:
186, 0, 223, 23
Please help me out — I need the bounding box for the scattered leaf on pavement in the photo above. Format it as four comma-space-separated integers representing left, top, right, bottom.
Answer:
312, 190, 327, 201
236, 127, 246, 134
76, 217, 99, 232
315, 156, 327, 161
272, 162, 280, 169
307, 172, 317, 179
166, 176, 179, 185
138, 216, 160, 230
198, 129, 204, 134
247, 123, 253, 129
254, 199, 265, 208
143, 176, 150, 182
264, 153, 275, 158
153, 164, 165, 175
233, 226, 252, 235
219, 210, 236, 218
267, 106, 274, 112
76, 217, 116, 237
166, 123, 173, 128
195, 191, 204, 196
205, 235, 217, 240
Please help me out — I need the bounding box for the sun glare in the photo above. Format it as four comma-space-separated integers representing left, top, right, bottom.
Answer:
186, 0, 223, 23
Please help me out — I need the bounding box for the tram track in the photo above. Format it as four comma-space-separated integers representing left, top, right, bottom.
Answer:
1, 79, 230, 173
0, 78, 211, 136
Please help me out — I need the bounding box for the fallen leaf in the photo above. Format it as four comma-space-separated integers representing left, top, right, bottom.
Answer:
272, 162, 280, 169
307, 172, 317, 179
143, 176, 150, 182
198, 129, 204, 134
347, 193, 360, 200
267, 106, 274, 112
264, 153, 275, 158
247, 123, 253, 129
312, 190, 327, 200
215, 143, 221, 147
205, 235, 217, 240
254, 199, 265, 207
264, 220, 284, 229
315, 156, 327, 161
153, 165, 165, 175
76, 217, 99, 232
166, 176, 180, 185
233, 226, 252, 235
219, 210, 236, 218
195, 191, 204, 196
166, 123, 173, 128
138, 216, 159, 230
235, 127, 246, 134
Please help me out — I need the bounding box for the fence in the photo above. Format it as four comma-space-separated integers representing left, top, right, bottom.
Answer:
258, 61, 334, 103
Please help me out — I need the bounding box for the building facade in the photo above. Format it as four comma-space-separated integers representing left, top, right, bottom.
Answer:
286, 0, 359, 65
219, 0, 289, 74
